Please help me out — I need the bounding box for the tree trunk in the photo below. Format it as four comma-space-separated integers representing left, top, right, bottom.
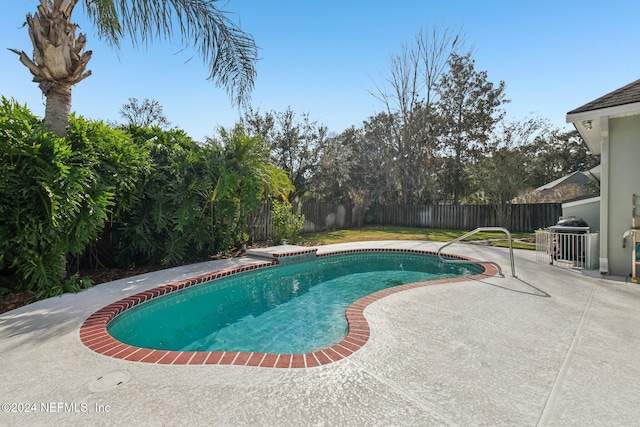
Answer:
44, 84, 72, 136
11, 0, 91, 137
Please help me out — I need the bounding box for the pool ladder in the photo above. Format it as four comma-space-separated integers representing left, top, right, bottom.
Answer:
437, 227, 516, 277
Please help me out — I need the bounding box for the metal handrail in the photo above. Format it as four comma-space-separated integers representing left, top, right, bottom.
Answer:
437, 227, 516, 277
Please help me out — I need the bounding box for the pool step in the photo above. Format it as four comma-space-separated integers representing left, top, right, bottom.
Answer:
246, 245, 318, 264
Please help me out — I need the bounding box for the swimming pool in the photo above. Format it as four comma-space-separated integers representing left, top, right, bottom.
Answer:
107, 252, 482, 354
80, 248, 495, 367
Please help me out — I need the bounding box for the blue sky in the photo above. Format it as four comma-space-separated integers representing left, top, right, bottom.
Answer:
1, 1, 639, 141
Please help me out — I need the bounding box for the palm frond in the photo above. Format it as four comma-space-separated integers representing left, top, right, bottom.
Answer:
83, 0, 122, 47
85, 0, 258, 107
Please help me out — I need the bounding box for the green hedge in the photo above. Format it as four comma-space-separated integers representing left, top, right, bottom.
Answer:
0, 99, 293, 298
0, 97, 147, 297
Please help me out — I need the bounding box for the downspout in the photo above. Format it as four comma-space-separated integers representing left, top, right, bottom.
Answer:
599, 116, 610, 275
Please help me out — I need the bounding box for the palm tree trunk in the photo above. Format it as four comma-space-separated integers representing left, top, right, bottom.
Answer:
44, 84, 72, 136
11, 0, 91, 137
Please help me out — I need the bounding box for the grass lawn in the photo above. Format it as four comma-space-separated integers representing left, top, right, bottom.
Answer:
298, 225, 535, 250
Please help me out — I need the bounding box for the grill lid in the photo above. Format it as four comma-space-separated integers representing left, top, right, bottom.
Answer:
555, 217, 589, 228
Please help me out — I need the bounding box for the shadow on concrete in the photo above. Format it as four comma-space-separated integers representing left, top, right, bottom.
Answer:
476, 277, 551, 298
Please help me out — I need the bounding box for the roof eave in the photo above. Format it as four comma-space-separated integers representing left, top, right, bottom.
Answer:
566, 101, 640, 155
566, 101, 640, 123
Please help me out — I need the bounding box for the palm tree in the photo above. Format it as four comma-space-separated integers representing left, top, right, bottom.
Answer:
10, 0, 257, 137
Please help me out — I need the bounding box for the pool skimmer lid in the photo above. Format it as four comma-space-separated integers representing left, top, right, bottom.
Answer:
87, 370, 131, 392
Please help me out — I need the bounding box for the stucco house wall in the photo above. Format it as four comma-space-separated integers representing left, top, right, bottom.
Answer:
606, 115, 640, 275
562, 196, 600, 233
566, 78, 640, 276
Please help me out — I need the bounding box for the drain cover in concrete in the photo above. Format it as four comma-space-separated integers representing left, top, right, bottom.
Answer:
87, 370, 131, 392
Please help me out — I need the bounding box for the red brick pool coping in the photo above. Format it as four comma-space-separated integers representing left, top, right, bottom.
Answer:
80, 248, 499, 368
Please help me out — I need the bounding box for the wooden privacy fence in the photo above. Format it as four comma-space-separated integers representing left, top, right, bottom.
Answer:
366, 203, 562, 232
247, 202, 365, 242
247, 202, 562, 242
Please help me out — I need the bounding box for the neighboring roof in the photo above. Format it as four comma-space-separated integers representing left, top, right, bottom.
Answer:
567, 78, 640, 115
535, 171, 589, 192
512, 171, 597, 204
587, 164, 601, 180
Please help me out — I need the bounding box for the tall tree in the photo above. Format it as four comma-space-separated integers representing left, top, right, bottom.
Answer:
475, 118, 544, 226
120, 97, 170, 128
372, 26, 464, 203
361, 111, 408, 204
436, 53, 508, 204
10, 0, 257, 137
242, 107, 327, 201
314, 127, 375, 225
524, 128, 600, 190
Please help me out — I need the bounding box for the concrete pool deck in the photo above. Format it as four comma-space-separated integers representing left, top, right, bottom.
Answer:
1, 241, 639, 426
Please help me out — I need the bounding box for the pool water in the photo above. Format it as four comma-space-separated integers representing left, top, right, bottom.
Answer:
107, 252, 482, 354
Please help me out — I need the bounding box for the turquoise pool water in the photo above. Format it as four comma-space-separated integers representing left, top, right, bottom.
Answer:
107, 252, 482, 354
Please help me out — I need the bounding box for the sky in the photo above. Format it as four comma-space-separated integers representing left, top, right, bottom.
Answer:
1, 1, 639, 142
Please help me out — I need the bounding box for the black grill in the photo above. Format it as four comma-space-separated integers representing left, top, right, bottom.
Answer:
550, 217, 590, 261
554, 217, 589, 228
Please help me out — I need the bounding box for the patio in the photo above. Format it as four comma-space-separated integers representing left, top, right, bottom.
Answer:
1, 241, 639, 426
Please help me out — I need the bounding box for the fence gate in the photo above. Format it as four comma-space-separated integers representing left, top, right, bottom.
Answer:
535, 229, 599, 270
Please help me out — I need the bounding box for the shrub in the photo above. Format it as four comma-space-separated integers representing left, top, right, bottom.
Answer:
115, 125, 293, 266
0, 97, 147, 297
112, 126, 208, 267
270, 199, 305, 244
